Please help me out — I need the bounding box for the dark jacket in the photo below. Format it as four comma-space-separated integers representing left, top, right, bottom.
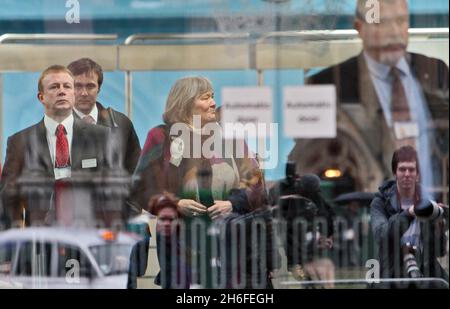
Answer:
154, 233, 191, 289
127, 236, 150, 289
74, 102, 141, 176
370, 180, 448, 284
221, 206, 281, 289
127, 233, 191, 289
309, 53, 448, 115
283, 194, 335, 268
268, 179, 335, 267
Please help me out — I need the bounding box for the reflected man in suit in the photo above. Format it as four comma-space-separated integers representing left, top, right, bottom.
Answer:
67, 58, 141, 176
0, 65, 113, 228
302, 0, 448, 195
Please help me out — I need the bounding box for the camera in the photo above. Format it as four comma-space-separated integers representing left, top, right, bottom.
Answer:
402, 244, 421, 278
278, 162, 320, 222
414, 200, 445, 221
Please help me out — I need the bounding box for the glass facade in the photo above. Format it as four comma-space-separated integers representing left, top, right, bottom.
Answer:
0, 0, 448, 290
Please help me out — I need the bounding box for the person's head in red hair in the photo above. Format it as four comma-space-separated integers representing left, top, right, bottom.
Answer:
148, 192, 181, 237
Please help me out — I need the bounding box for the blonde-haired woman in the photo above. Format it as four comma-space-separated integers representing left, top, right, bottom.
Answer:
129, 76, 267, 288
131, 76, 264, 218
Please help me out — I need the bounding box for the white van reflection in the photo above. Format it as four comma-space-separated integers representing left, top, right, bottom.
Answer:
0, 227, 139, 289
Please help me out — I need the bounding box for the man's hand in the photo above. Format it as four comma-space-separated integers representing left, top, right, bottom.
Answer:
437, 203, 448, 210
177, 199, 207, 217
408, 205, 416, 217
436, 203, 448, 226
207, 200, 232, 220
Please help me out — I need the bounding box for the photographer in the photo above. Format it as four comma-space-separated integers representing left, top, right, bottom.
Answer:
272, 163, 335, 288
370, 146, 448, 288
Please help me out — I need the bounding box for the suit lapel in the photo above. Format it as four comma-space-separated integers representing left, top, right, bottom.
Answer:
73, 110, 81, 121
357, 53, 382, 118
409, 53, 449, 122
36, 120, 54, 176
357, 53, 396, 176
96, 102, 111, 127
71, 118, 86, 170
409, 53, 433, 95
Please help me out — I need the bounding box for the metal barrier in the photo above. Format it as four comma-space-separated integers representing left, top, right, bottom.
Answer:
255, 28, 449, 73
126, 215, 449, 289
279, 278, 449, 289
1, 209, 449, 289
259, 28, 449, 41
119, 30, 450, 86
121, 33, 251, 119
0, 34, 118, 44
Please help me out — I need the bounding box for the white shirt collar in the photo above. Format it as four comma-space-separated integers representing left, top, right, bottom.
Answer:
364, 51, 411, 80
44, 113, 74, 137
396, 57, 411, 76
73, 103, 98, 123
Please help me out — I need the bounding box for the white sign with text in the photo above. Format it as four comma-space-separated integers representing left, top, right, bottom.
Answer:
221, 86, 273, 138
283, 85, 336, 138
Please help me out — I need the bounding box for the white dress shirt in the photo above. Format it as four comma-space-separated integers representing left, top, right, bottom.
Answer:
74, 104, 98, 124
44, 114, 74, 180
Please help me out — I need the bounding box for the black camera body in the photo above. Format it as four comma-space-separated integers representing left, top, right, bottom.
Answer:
279, 195, 318, 223
276, 162, 334, 267
278, 162, 320, 225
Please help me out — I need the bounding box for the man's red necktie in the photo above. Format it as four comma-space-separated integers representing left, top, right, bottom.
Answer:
55, 124, 70, 168
54, 124, 73, 226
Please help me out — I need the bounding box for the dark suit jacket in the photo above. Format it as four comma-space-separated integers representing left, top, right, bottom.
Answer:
74, 102, 141, 176
0, 117, 118, 228
306, 52, 449, 177
127, 236, 150, 289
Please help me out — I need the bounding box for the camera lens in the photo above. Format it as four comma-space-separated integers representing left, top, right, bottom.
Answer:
414, 200, 444, 221
402, 245, 422, 278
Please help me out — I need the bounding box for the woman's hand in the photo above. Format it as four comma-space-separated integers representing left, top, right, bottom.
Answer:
177, 199, 208, 217
207, 200, 232, 220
